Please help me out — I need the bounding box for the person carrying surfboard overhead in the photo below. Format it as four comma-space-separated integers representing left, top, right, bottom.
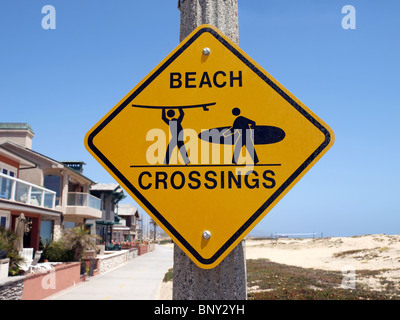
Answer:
223, 107, 259, 165
162, 108, 190, 165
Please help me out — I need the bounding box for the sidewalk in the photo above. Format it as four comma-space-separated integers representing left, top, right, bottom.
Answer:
46, 244, 173, 300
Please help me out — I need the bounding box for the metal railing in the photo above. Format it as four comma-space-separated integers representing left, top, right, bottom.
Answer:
0, 172, 56, 209
67, 192, 101, 211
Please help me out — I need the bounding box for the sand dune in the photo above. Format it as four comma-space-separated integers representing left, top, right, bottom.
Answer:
159, 234, 400, 297
246, 234, 400, 292
246, 234, 400, 271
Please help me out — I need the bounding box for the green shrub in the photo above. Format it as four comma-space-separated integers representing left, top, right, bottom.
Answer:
163, 268, 173, 282
0, 227, 23, 275
63, 225, 99, 261
41, 240, 74, 262
246, 259, 396, 300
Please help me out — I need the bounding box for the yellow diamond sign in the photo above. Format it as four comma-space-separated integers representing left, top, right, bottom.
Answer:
85, 25, 334, 269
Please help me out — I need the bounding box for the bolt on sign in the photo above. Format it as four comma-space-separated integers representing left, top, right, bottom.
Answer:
85, 25, 334, 269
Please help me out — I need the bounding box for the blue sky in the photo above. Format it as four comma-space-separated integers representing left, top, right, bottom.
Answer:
1, 1, 399, 237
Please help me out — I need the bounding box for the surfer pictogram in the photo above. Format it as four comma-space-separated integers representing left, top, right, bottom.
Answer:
133, 102, 286, 166
222, 108, 259, 164
198, 108, 286, 165
162, 108, 190, 165
132, 102, 216, 165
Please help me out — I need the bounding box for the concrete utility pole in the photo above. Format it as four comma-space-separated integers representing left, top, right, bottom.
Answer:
173, 0, 247, 300
179, 0, 239, 45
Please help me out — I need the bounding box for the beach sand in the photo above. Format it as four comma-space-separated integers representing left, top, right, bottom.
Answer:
246, 234, 400, 293
157, 234, 400, 299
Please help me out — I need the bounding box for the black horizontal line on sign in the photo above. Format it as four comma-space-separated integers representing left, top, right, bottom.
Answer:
130, 164, 281, 168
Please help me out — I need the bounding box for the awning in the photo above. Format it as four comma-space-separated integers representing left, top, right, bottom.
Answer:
95, 220, 114, 226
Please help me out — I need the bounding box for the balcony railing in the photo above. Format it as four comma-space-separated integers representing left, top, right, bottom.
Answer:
0, 172, 56, 209
67, 192, 101, 211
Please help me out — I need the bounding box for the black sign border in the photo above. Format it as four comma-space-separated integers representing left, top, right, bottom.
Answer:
87, 26, 332, 266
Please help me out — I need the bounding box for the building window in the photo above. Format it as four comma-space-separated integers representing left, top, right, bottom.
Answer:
0, 216, 7, 228
0, 164, 17, 178
0, 175, 12, 200
65, 222, 76, 229
44, 175, 61, 206
40, 220, 54, 243
0, 209, 11, 227
0, 164, 16, 200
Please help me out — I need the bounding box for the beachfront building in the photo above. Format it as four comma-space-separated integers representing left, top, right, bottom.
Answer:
0, 123, 102, 254
88, 183, 125, 248
0, 138, 60, 252
114, 203, 141, 242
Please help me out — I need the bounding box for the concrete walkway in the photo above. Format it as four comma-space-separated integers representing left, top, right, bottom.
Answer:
47, 245, 173, 300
